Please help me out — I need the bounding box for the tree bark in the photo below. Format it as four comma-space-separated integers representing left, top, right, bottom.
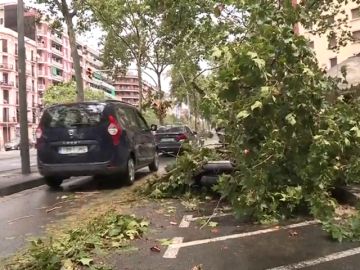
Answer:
62, 2, 84, 102
136, 59, 143, 112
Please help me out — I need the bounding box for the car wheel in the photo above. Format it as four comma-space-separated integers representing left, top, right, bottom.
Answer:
44, 176, 63, 188
149, 151, 159, 172
123, 157, 135, 186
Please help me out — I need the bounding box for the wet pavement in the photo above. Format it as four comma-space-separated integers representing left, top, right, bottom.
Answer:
0, 155, 175, 259
108, 200, 360, 270
0, 149, 37, 174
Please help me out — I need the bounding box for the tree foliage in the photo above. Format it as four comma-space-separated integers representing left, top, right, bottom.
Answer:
43, 82, 105, 107
145, 0, 360, 241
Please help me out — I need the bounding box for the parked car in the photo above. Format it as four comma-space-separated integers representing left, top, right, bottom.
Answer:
4, 138, 35, 151
36, 100, 159, 187
155, 125, 198, 154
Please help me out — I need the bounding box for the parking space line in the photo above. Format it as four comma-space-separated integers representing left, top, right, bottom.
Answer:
267, 246, 360, 270
178, 213, 234, 228
179, 215, 193, 228
164, 220, 318, 259
163, 237, 184, 258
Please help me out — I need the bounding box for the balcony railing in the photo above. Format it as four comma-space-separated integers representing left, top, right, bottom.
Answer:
0, 63, 14, 70
51, 74, 64, 81
51, 47, 63, 56
52, 61, 63, 69
38, 84, 45, 91
51, 34, 63, 44
0, 81, 14, 87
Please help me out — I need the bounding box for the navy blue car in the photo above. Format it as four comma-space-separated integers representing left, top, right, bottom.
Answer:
36, 100, 159, 187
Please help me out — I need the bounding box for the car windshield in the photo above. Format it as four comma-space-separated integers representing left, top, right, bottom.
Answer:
157, 126, 185, 133
42, 104, 105, 128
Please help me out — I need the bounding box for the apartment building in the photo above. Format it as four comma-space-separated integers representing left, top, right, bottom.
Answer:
295, 1, 360, 70
113, 74, 157, 106
0, 2, 115, 149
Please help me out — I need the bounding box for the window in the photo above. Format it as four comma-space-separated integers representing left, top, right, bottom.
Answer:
352, 7, 360, 20
0, 18, 3, 25
32, 109, 36, 124
330, 57, 337, 68
16, 92, 19, 105
328, 35, 337, 49
16, 108, 19, 122
3, 108, 9, 122
31, 65, 35, 76
353, 30, 360, 42
32, 80, 35, 91
32, 95, 35, 107
42, 104, 105, 128
118, 107, 139, 130
16, 76, 19, 88
15, 43, 18, 55
31, 50, 34, 61
3, 73, 8, 83
135, 112, 149, 130
309, 41, 314, 49
3, 90, 9, 104
2, 39, 7, 52
15, 60, 18, 71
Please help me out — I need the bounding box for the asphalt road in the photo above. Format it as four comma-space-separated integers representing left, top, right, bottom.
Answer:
0, 149, 37, 173
0, 155, 175, 259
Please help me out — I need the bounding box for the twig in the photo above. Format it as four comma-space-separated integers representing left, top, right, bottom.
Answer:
252, 155, 274, 169
46, 206, 62, 213
200, 197, 224, 229
8, 215, 35, 224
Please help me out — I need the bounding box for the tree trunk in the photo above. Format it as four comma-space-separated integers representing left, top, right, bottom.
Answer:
157, 71, 163, 99
64, 9, 84, 102
137, 60, 143, 112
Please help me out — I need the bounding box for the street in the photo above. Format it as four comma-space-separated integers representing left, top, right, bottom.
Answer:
0, 149, 37, 174
0, 155, 174, 259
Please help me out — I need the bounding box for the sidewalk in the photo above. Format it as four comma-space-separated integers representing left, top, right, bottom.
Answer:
0, 168, 43, 197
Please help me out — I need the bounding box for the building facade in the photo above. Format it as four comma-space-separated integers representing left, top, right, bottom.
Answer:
0, 2, 115, 149
113, 74, 157, 106
295, 1, 360, 70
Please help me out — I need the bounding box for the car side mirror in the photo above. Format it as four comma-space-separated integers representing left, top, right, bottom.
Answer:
150, 124, 157, 131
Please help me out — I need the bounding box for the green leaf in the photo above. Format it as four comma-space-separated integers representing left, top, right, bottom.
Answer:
285, 113, 296, 126
208, 221, 218, 228
237, 110, 250, 119
251, 101, 263, 111
78, 257, 93, 266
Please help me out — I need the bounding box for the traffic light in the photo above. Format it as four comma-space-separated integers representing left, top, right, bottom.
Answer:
86, 67, 93, 79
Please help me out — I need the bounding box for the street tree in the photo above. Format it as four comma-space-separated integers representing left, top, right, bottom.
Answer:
34, 0, 88, 102
89, 0, 154, 112
43, 81, 105, 107
146, 0, 360, 241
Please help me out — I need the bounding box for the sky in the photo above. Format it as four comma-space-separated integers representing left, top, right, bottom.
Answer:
0, 0, 171, 92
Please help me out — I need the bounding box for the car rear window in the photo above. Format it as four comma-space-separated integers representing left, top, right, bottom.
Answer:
157, 126, 185, 133
41, 104, 106, 128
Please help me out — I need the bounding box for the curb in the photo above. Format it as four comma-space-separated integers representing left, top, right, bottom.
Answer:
0, 174, 44, 197
333, 185, 360, 206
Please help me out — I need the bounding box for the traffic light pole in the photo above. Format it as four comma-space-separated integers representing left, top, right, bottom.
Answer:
17, 0, 31, 174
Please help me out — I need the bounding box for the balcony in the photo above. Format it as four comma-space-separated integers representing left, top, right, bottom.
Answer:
0, 81, 14, 88
37, 31, 48, 36
0, 63, 14, 71
51, 74, 64, 82
52, 61, 63, 69
37, 43, 48, 50
37, 71, 48, 77
38, 84, 45, 91
51, 47, 63, 57
51, 34, 63, 44
37, 57, 48, 63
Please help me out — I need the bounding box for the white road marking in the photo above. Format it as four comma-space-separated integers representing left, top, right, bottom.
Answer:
163, 237, 183, 258
164, 220, 319, 259
188, 212, 233, 221
267, 246, 360, 270
179, 215, 193, 228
